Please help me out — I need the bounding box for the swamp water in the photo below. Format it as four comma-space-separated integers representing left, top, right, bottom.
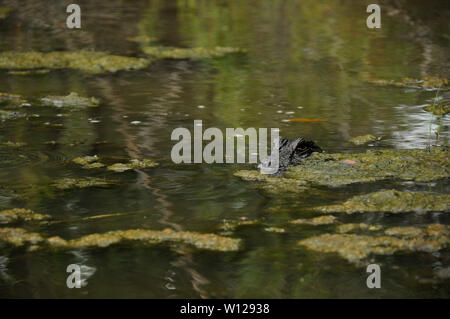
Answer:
0, 0, 449, 298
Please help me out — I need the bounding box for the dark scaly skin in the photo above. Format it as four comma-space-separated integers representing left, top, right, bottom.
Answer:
259, 137, 322, 175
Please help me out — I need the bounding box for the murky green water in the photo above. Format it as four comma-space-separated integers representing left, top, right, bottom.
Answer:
0, 0, 449, 298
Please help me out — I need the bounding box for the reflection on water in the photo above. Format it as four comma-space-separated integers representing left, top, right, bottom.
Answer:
0, 0, 449, 298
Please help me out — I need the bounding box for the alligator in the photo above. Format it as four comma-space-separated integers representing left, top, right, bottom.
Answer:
258, 136, 322, 175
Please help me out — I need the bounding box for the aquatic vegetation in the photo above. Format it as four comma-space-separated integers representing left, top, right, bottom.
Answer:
142, 46, 245, 60
315, 190, 450, 214
81, 162, 105, 169
53, 177, 116, 190
264, 227, 286, 233
8, 70, 50, 76
286, 147, 449, 186
72, 155, 105, 169
0, 228, 44, 247
423, 100, 450, 115
0, 224, 240, 252
1, 141, 27, 148
369, 76, 449, 90
42, 229, 240, 252
234, 170, 308, 193
0, 51, 151, 74
337, 223, 381, 233
237, 148, 449, 190
66, 229, 240, 251
290, 215, 337, 225
348, 134, 378, 145
41, 92, 100, 108
219, 219, 260, 231
0, 208, 50, 224
107, 159, 159, 172
298, 224, 450, 264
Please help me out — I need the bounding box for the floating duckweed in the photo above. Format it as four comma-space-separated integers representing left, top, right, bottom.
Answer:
73, 155, 99, 165
41, 92, 100, 108
219, 219, 260, 231
142, 46, 245, 60
66, 229, 240, 251
1, 141, 27, 148
0, 228, 44, 247
8, 69, 50, 76
53, 177, 116, 190
264, 227, 286, 233
348, 134, 378, 145
0, 208, 50, 224
285, 147, 449, 187
291, 215, 337, 225
298, 224, 450, 264
81, 162, 105, 169
0, 226, 240, 252
315, 190, 450, 214
385, 224, 449, 238
46, 236, 69, 248
0, 51, 151, 74
337, 223, 382, 233
234, 170, 308, 193
423, 100, 450, 115
107, 159, 158, 172
369, 76, 449, 90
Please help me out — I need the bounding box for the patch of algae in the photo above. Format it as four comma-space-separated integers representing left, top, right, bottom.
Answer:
369, 76, 449, 90
142, 46, 245, 60
0, 228, 44, 247
291, 215, 338, 225
73, 155, 99, 166
0, 208, 50, 224
72, 155, 105, 169
219, 219, 260, 232
234, 170, 308, 193
423, 100, 450, 115
0, 51, 150, 74
315, 190, 450, 214
41, 92, 100, 108
337, 223, 382, 233
298, 224, 450, 264
1, 141, 27, 148
8, 69, 50, 76
264, 227, 286, 233
348, 134, 378, 145
53, 177, 116, 190
45, 229, 240, 252
285, 147, 449, 187
107, 159, 159, 172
